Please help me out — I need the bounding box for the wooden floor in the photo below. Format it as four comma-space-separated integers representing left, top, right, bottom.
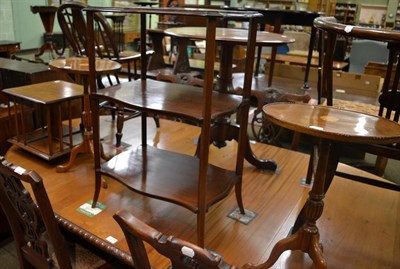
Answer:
5, 115, 400, 269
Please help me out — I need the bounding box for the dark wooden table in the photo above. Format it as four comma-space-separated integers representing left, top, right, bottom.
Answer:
263, 102, 400, 269
3, 81, 83, 161
49, 57, 121, 172
30, 6, 60, 58
0, 40, 20, 58
164, 27, 294, 93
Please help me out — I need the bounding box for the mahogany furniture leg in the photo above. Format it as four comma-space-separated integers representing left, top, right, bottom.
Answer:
262, 140, 338, 268
215, 44, 234, 92
115, 107, 124, 147
56, 91, 93, 172
147, 30, 167, 71
173, 36, 191, 74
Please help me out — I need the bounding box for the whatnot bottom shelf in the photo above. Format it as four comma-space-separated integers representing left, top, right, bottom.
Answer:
98, 145, 241, 212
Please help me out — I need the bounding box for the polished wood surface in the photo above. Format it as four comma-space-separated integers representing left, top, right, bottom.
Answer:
264, 103, 400, 144
263, 102, 400, 268
92, 79, 241, 121
3, 80, 83, 104
49, 57, 121, 79
5, 117, 400, 269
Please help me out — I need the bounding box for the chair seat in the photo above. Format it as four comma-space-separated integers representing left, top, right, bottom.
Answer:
47, 233, 107, 269
117, 50, 141, 61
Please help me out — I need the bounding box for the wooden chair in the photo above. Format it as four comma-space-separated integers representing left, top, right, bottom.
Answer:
57, 2, 159, 147
114, 210, 234, 269
114, 210, 281, 269
313, 16, 400, 191
57, 1, 87, 58
92, 12, 147, 82
57, 2, 149, 82
0, 156, 107, 268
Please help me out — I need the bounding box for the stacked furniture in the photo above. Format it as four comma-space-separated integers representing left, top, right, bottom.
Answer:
85, 6, 262, 246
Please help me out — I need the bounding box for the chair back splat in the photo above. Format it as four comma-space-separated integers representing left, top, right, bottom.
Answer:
0, 156, 72, 269
0, 156, 107, 268
57, 1, 88, 57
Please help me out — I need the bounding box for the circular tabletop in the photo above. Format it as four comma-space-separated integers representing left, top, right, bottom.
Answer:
164, 27, 295, 46
49, 57, 121, 76
263, 103, 400, 144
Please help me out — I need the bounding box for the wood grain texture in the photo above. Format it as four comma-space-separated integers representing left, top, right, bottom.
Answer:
5, 117, 399, 268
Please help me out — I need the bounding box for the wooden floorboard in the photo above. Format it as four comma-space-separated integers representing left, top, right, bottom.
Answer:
5, 116, 399, 269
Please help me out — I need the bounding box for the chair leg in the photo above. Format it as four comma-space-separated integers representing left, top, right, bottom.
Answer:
133, 60, 138, 80
127, 62, 132, 81
374, 156, 388, 176
115, 107, 124, 147
107, 75, 113, 86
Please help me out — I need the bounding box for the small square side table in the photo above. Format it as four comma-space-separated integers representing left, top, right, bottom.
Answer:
4, 80, 83, 161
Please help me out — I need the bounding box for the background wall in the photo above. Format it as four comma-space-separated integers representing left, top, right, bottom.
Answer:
4, 0, 112, 50
0, 0, 15, 41
11, 0, 46, 50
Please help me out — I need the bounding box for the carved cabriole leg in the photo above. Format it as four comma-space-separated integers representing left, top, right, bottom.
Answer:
56, 104, 93, 172
255, 140, 340, 269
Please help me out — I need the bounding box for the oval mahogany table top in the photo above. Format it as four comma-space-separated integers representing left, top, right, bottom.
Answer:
49, 57, 121, 76
263, 103, 400, 145
164, 27, 295, 46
